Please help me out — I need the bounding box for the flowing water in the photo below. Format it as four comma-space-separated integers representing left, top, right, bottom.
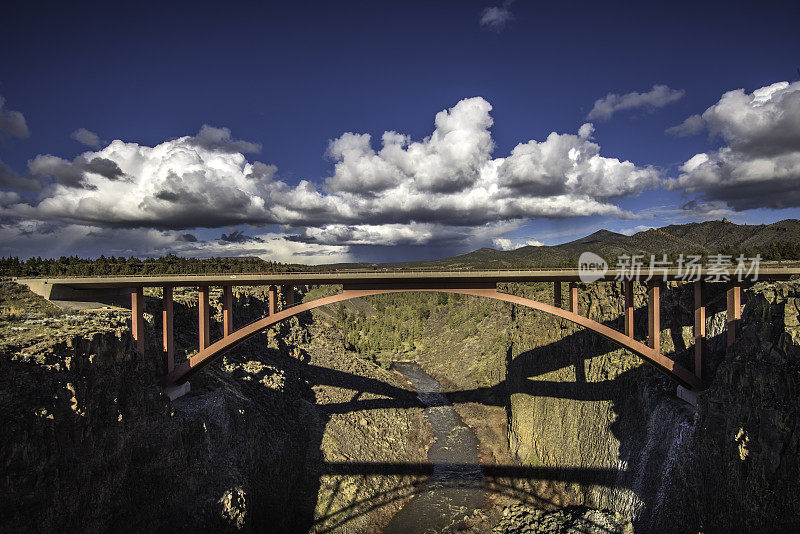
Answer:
384, 362, 486, 533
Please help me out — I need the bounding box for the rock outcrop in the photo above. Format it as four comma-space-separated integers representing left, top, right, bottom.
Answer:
0, 283, 431, 533
690, 281, 800, 531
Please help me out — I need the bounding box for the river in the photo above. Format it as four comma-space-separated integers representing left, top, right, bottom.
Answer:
384, 362, 487, 533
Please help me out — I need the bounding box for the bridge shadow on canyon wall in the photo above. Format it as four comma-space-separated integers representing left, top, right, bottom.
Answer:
155, 283, 735, 533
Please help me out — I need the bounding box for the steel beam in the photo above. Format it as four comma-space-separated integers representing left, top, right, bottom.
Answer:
554, 282, 562, 309
131, 287, 144, 354
268, 285, 277, 315
163, 287, 705, 391
727, 282, 741, 347
199, 286, 210, 350
162, 286, 174, 373
222, 285, 233, 337
694, 280, 705, 379
624, 281, 635, 338
647, 281, 661, 350
569, 282, 578, 314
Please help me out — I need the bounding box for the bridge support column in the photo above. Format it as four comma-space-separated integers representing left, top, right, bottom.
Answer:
624, 281, 635, 338
727, 282, 741, 347
268, 285, 277, 315
222, 286, 233, 337
694, 281, 705, 379
554, 282, 562, 309
647, 281, 661, 350
283, 285, 295, 308
569, 282, 578, 314
162, 286, 174, 373
131, 287, 144, 354
199, 286, 210, 350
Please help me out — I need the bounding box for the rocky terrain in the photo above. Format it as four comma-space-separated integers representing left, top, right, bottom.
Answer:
2, 274, 800, 532
491, 504, 632, 534
328, 279, 800, 532
0, 282, 431, 533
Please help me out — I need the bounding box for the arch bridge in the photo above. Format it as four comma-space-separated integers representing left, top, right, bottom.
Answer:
15, 267, 800, 393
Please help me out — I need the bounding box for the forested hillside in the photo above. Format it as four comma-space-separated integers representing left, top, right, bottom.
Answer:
4, 219, 800, 277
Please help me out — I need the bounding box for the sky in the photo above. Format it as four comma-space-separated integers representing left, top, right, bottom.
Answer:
1, 0, 799, 264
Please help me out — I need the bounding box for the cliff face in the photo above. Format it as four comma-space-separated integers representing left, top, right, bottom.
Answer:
691, 281, 800, 531
3, 278, 800, 533
330, 280, 800, 531
0, 298, 322, 533
502, 280, 800, 532
501, 282, 709, 531
0, 284, 430, 533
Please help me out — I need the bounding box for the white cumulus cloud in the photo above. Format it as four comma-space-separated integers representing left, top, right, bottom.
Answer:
492, 237, 543, 250
326, 97, 494, 193
667, 81, 800, 210
2, 97, 660, 250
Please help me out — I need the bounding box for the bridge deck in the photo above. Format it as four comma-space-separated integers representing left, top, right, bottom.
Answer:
12, 266, 800, 290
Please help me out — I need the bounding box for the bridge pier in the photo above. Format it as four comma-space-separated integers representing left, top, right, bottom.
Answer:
647, 281, 661, 350
568, 282, 578, 313
554, 282, 561, 309
199, 286, 210, 350
694, 281, 705, 380
131, 287, 144, 354
268, 285, 277, 315
223, 286, 233, 337
162, 286, 174, 373
624, 281, 635, 338
283, 285, 295, 308
727, 282, 741, 347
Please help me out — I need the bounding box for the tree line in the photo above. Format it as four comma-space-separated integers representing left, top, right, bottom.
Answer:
0, 254, 306, 277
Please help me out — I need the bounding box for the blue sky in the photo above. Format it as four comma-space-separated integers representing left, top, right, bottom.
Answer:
1, 1, 799, 263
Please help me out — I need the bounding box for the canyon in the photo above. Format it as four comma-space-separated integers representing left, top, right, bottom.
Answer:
1, 278, 799, 532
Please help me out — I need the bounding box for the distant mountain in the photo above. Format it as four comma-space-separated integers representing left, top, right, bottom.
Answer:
322, 219, 800, 270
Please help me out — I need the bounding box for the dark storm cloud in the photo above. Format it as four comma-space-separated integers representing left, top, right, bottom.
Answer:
691, 177, 800, 211
155, 190, 181, 202
28, 155, 124, 189
0, 159, 42, 192
82, 157, 124, 180
219, 230, 263, 244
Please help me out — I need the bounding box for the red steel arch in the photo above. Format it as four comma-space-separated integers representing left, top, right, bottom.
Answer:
160, 288, 705, 391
